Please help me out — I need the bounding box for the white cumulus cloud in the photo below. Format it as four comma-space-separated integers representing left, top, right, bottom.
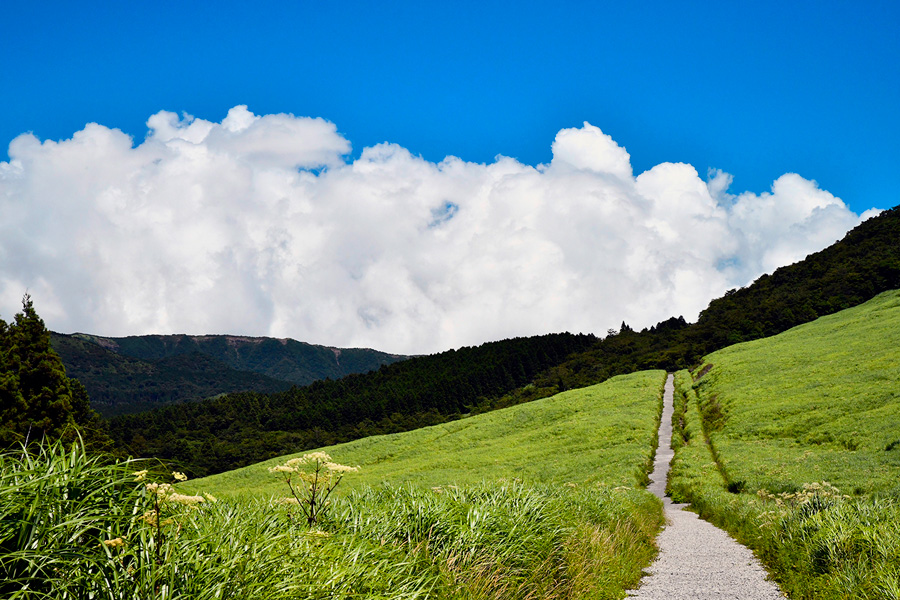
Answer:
0, 107, 873, 354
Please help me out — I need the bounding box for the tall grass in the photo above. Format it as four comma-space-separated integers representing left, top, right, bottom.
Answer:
2, 370, 668, 599
339, 482, 661, 599
1, 442, 662, 599
668, 291, 900, 599
0, 439, 304, 599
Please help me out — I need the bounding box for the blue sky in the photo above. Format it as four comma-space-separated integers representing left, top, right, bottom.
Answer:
0, 1, 897, 352
3, 1, 897, 213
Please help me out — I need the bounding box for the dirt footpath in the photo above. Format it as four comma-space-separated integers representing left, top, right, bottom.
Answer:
626, 374, 784, 599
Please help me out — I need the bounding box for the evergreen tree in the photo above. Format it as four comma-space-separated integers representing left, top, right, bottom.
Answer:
0, 295, 109, 448
0, 317, 27, 446
9, 295, 74, 441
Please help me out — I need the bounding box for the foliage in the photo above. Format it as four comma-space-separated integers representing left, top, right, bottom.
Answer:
51, 332, 407, 417
0, 296, 108, 448
107, 332, 598, 477
269, 452, 358, 526
667, 290, 900, 599
0, 439, 332, 599
334, 481, 662, 599
2, 368, 668, 599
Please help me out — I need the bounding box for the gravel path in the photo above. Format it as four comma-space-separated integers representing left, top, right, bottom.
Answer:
626, 374, 785, 599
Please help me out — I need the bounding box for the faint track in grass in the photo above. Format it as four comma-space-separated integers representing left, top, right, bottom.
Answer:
626, 374, 785, 599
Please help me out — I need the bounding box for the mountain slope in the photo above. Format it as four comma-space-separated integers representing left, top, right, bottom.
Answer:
106, 332, 598, 476
667, 289, 900, 598
105, 204, 900, 476
51, 333, 407, 417
79, 333, 407, 384
509, 204, 900, 399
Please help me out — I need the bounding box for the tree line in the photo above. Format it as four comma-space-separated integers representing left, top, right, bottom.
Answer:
105, 332, 599, 476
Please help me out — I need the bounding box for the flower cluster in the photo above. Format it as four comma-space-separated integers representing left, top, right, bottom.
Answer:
268, 453, 359, 488
141, 472, 214, 506
757, 481, 850, 506
132, 468, 217, 566
268, 452, 359, 526
140, 510, 173, 528
269, 453, 359, 474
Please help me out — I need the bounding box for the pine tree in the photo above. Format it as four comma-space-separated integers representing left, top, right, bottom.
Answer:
0, 317, 28, 446
0, 295, 110, 448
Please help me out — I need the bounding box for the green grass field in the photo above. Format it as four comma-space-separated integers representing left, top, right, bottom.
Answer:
4, 370, 668, 599
694, 289, 900, 496
668, 289, 900, 599
190, 369, 667, 498
17, 291, 900, 599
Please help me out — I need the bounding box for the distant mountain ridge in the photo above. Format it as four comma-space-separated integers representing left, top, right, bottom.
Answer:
51, 333, 408, 417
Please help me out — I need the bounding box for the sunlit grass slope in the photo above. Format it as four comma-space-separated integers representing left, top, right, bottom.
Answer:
694, 288, 899, 495
191, 369, 667, 498
668, 289, 900, 599
1, 370, 668, 599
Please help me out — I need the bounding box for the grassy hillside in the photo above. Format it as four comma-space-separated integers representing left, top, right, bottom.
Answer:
668, 289, 900, 599
4, 371, 667, 599
189, 369, 667, 498
107, 332, 598, 477
687, 289, 899, 495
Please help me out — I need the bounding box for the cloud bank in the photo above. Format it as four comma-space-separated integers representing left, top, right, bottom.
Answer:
0, 107, 876, 354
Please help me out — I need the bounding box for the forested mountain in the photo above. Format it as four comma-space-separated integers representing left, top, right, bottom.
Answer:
106, 204, 900, 477
106, 333, 598, 476
51, 333, 407, 417
508, 204, 900, 400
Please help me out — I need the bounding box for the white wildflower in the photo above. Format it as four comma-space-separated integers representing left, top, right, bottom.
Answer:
324, 462, 359, 473
167, 492, 205, 506
268, 465, 296, 474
